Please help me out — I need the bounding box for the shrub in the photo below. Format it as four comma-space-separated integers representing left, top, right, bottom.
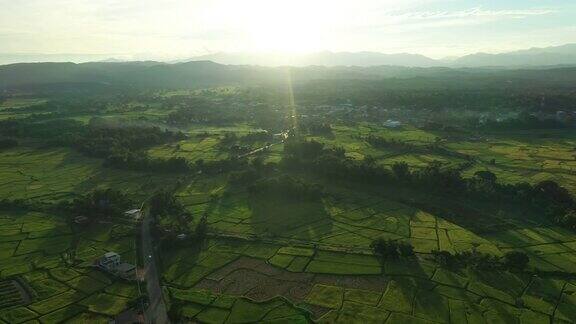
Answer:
504, 251, 529, 271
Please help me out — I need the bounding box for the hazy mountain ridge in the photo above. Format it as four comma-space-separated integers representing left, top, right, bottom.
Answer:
3, 60, 576, 92
187, 44, 576, 68
3, 43, 576, 68
453, 44, 576, 67
186, 51, 439, 67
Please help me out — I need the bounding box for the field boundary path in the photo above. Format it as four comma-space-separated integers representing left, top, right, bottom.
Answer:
141, 208, 170, 324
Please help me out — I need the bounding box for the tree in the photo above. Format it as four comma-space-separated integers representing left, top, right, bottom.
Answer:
392, 162, 410, 180
71, 188, 133, 220
0, 138, 18, 150
194, 216, 208, 242
474, 170, 497, 184
149, 190, 185, 218
371, 239, 400, 260
534, 180, 574, 207
431, 250, 455, 268
398, 242, 415, 257
504, 251, 529, 270
363, 155, 376, 166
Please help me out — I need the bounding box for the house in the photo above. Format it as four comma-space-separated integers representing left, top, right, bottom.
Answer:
124, 209, 142, 221
97, 252, 137, 280
383, 119, 402, 128
73, 215, 89, 224
98, 252, 121, 271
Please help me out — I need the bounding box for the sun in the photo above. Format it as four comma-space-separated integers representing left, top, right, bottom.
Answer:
246, 15, 320, 53
235, 1, 325, 53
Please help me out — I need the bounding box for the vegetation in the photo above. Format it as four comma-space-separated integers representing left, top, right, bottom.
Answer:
370, 239, 415, 261
0, 74, 575, 323
69, 189, 134, 221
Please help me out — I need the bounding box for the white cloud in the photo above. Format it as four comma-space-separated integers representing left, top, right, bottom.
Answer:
0, 0, 572, 58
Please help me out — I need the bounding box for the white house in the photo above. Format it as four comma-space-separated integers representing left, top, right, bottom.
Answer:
124, 209, 142, 221
97, 252, 136, 280
384, 119, 402, 128
98, 252, 121, 271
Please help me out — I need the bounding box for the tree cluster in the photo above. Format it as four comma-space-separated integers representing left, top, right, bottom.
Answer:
0, 138, 18, 150
365, 135, 472, 160
69, 189, 134, 221
370, 238, 415, 261
282, 139, 576, 232
1, 117, 191, 173
431, 249, 529, 271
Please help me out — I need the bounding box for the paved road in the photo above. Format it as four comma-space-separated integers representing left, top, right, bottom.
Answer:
141, 211, 170, 324
236, 130, 289, 159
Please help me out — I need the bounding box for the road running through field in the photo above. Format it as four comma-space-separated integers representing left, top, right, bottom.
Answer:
141, 208, 170, 324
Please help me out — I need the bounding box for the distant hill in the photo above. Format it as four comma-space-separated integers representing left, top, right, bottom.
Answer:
454, 44, 576, 67
4, 44, 576, 69
0, 53, 131, 65
186, 51, 439, 67
2, 60, 576, 92
182, 44, 576, 68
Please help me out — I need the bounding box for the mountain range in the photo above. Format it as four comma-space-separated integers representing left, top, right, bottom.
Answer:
184, 44, 576, 68
2, 44, 576, 68
3, 59, 576, 92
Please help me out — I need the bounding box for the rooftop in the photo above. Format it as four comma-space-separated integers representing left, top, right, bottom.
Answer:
104, 252, 120, 258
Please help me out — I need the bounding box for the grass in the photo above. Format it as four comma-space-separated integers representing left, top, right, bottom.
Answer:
66, 276, 108, 295
277, 246, 315, 257
49, 268, 81, 282
305, 284, 344, 309
104, 282, 139, 298
29, 290, 86, 315
3, 115, 576, 323
339, 301, 388, 323
196, 307, 230, 324
269, 254, 294, 268
170, 288, 215, 305
38, 304, 85, 324
344, 289, 382, 306
66, 312, 111, 323
0, 210, 138, 322
0, 307, 38, 324
29, 279, 69, 299
379, 279, 416, 313
227, 299, 283, 323
79, 293, 131, 316
0, 147, 180, 203
305, 260, 381, 275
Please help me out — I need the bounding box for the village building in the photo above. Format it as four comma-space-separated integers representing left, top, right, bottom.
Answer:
124, 209, 142, 221
383, 119, 402, 128
97, 252, 136, 280
98, 252, 121, 271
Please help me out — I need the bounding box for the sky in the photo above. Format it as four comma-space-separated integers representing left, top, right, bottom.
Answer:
0, 0, 575, 60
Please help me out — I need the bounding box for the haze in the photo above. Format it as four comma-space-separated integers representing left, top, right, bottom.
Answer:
1, 0, 576, 62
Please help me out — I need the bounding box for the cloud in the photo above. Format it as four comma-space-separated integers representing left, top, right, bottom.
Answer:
402, 7, 556, 20
0, 0, 572, 58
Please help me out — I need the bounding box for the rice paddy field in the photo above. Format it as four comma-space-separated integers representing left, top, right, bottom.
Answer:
0, 146, 180, 203
154, 122, 576, 323
159, 169, 576, 322
1, 107, 576, 323
310, 123, 576, 193
0, 210, 140, 323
